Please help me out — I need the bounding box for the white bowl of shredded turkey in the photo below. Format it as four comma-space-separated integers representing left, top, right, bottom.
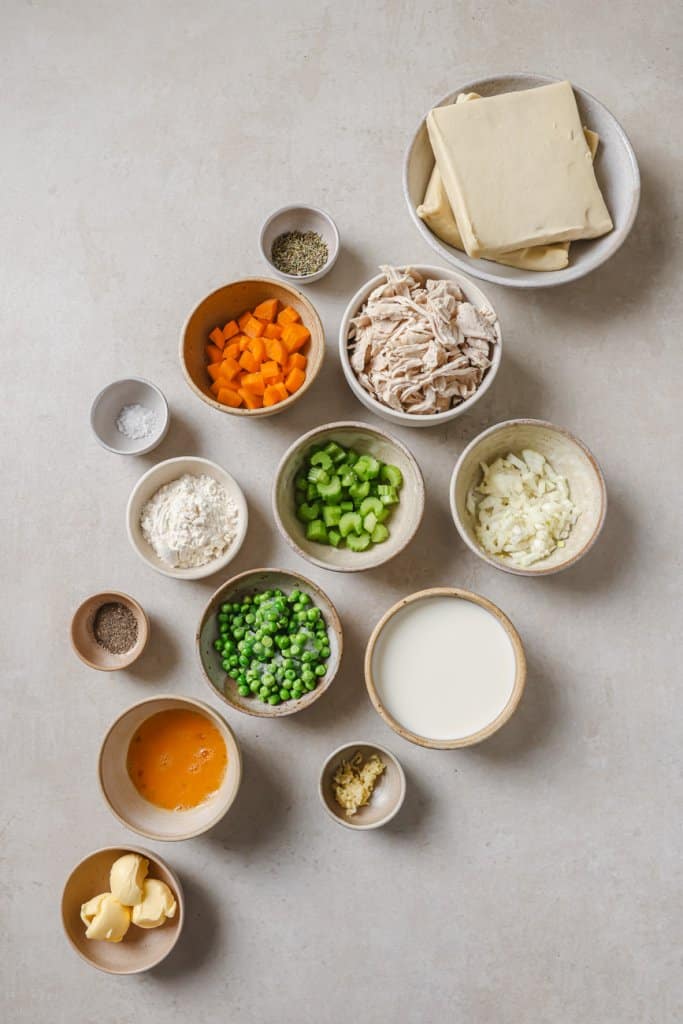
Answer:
339, 265, 502, 427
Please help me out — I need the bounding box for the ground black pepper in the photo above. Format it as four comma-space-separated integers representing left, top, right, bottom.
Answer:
93, 601, 138, 655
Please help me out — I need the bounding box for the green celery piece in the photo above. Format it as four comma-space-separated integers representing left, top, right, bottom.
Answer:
306, 484, 318, 502
296, 501, 320, 523
339, 511, 362, 537
340, 501, 354, 512
317, 476, 342, 501
380, 464, 403, 488
327, 528, 341, 548
348, 480, 370, 501
306, 519, 328, 544
345, 450, 359, 465
346, 531, 371, 552
322, 505, 342, 527
355, 455, 381, 480
371, 523, 389, 544
359, 496, 383, 517
363, 512, 378, 533
310, 450, 333, 471
324, 441, 347, 464
307, 466, 329, 485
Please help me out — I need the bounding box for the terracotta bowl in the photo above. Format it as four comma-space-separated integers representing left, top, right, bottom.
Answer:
61, 845, 184, 974
273, 421, 425, 573
450, 419, 607, 576
180, 278, 324, 417
98, 695, 242, 841
319, 742, 406, 830
71, 591, 149, 671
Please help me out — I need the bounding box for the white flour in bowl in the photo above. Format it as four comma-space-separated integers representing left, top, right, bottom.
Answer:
140, 473, 240, 568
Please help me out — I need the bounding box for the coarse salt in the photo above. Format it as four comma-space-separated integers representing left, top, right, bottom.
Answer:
116, 403, 158, 441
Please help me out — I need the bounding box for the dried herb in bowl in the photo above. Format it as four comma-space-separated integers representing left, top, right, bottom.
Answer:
271, 230, 328, 277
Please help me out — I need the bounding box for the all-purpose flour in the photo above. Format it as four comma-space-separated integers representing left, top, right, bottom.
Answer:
140, 474, 240, 568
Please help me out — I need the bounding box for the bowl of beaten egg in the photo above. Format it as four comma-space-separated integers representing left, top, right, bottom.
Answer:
98, 696, 242, 841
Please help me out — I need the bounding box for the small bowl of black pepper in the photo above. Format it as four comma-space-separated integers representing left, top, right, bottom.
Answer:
71, 591, 149, 671
260, 205, 339, 284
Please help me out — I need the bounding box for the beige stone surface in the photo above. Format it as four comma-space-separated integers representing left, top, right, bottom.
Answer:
1, 2, 681, 1022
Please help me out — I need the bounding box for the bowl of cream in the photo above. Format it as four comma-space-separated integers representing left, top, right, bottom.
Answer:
365, 588, 526, 748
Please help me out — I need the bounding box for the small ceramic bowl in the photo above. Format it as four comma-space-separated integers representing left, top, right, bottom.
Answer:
126, 456, 248, 580
365, 588, 527, 749
338, 265, 501, 428
180, 278, 325, 418
197, 567, 343, 718
450, 419, 607, 576
319, 742, 406, 830
403, 73, 640, 289
90, 378, 169, 455
99, 695, 242, 841
71, 591, 149, 671
61, 845, 184, 974
259, 205, 339, 283
273, 421, 425, 573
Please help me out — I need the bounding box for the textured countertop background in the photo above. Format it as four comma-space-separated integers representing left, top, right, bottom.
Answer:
2, 2, 681, 1022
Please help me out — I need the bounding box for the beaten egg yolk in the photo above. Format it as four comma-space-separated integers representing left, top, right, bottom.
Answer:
127, 708, 227, 811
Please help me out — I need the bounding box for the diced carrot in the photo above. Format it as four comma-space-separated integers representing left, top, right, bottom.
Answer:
206, 343, 223, 364
263, 385, 281, 407
239, 335, 250, 351
272, 381, 289, 402
261, 360, 281, 382
210, 379, 222, 397
243, 316, 265, 339
238, 387, 263, 410
239, 350, 258, 374
217, 387, 242, 408
264, 323, 282, 340
282, 323, 311, 353
285, 366, 306, 393
207, 362, 224, 382
224, 341, 241, 360
265, 338, 287, 365
287, 352, 307, 371
277, 306, 300, 326
220, 356, 240, 380
209, 326, 225, 348
223, 320, 239, 340
253, 298, 280, 322
238, 311, 252, 330
240, 372, 265, 396
248, 336, 265, 362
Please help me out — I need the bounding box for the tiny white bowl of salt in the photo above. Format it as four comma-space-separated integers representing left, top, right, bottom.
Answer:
90, 378, 170, 455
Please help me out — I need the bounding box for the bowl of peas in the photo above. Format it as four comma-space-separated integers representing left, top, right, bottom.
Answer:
196, 567, 343, 718
273, 421, 425, 572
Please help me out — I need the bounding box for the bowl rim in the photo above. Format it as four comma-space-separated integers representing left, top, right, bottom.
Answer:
90, 376, 170, 455
60, 843, 185, 975
97, 694, 243, 841
70, 590, 150, 671
449, 417, 608, 577
125, 455, 249, 580
318, 740, 407, 830
338, 264, 502, 425
258, 204, 340, 282
196, 565, 344, 718
364, 587, 527, 749
402, 72, 641, 290
272, 419, 426, 573
179, 277, 325, 417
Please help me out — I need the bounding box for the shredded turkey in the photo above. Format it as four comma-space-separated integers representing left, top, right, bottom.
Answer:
348, 266, 499, 415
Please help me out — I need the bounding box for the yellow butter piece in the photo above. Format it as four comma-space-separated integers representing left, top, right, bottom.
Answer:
109, 853, 149, 907
426, 81, 612, 257
80, 892, 131, 943
131, 878, 177, 929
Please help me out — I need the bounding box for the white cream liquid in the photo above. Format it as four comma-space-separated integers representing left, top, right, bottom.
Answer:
372, 596, 517, 741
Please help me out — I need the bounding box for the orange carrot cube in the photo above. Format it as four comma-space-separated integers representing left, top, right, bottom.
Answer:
238, 387, 263, 410
238, 311, 252, 330
277, 306, 300, 326
285, 367, 306, 393
248, 336, 265, 362
223, 320, 239, 340
239, 350, 258, 374
263, 385, 281, 407
217, 387, 242, 408
287, 352, 307, 371
206, 342, 223, 364
239, 335, 250, 351
224, 341, 241, 360
261, 360, 281, 382
282, 323, 311, 353
264, 323, 282, 340
265, 338, 287, 365
240, 372, 265, 396
220, 356, 240, 380
244, 316, 265, 339
209, 326, 225, 348
207, 362, 224, 382
253, 298, 280, 322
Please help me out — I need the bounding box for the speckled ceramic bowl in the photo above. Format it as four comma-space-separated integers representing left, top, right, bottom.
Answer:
319, 742, 406, 830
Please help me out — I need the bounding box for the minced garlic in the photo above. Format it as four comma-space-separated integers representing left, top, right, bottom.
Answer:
332, 751, 385, 816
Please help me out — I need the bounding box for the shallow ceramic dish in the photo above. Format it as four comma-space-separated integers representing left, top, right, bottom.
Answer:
180, 278, 324, 417
71, 591, 149, 671
450, 419, 607, 576
90, 378, 169, 455
259, 205, 340, 283
126, 456, 248, 580
365, 588, 526, 749
99, 695, 242, 841
197, 567, 343, 718
273, 421, 425, 573
403, 73, 640, 289
61, 845, 184, 974
338, 264, 501, 428
319, 741, 406, 830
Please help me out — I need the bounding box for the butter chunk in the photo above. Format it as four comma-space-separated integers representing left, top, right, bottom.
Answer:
131, 878, 177, 929
426, 81, 613, 257
109, 853, 149, 907
80, 893, 131, 943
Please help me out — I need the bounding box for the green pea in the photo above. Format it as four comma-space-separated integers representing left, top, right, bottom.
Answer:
305, 679, 317, 691
250, 681, 260, 694
292, 688, 303, 700
221, 660, 231, 671
213, 639, 223, 651
259, 686, 270, 699
268, 694, 281, 706
263, 673, 275, 686
279, 688, 291, 701
314, 664, 326, 676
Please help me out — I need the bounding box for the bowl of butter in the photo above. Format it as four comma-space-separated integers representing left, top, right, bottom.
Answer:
404, 73, 640, 288
61, 847, 184, 974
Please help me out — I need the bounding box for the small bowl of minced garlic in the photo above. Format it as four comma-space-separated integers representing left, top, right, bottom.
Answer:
319, 742, 406, 830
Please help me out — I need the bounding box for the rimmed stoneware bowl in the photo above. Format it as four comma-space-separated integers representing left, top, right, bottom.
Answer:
365, 587, 526, 749
61, 845, 184, 974
98, 695, 242, 841
126, 456, 248, 580
403, 73, 640, 289
318, 741, 406, 831
71, 591, 149, 671
180, 278, 324, 417
197, 567, 343, 718
90, 377, 169, 455
259, 205, 340, 284
338, 265, 501, 428
273, 421, 425, 573
450, 418, 607, 576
